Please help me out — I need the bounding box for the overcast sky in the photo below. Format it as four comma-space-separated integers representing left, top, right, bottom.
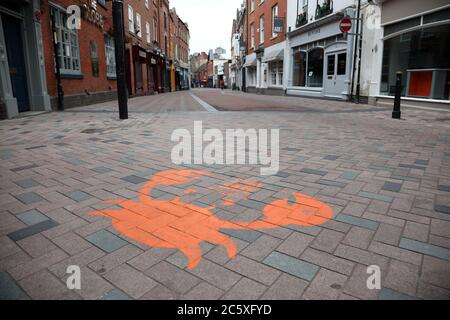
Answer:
170, 0, 243, 56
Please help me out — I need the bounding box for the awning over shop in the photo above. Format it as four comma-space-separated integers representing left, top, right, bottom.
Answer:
243, 54, 257, 68
262, 48, 284, 63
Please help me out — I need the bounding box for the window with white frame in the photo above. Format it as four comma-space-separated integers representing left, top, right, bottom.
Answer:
50, 5, 81, 75
259, 15, 264, 44
250, 0, 255, 12
128, 5, 134, 33
272, 5, 278, 38
153, 17, 158, 42
145, 0, 149, 9
104, 35, 116, 78
250, 23, 255, 48
146, 22, 151, 43
136, 13, 142, 37
297, 0, 308, 15
270, 61, 283, 86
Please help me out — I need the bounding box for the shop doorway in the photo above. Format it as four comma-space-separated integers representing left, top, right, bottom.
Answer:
324, 51, 347, 98
2, 13, 30, 112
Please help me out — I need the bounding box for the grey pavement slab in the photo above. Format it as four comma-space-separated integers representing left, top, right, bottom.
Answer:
85, 230, 129, 253
8, 220, 59, 242
263, 251, 319, 281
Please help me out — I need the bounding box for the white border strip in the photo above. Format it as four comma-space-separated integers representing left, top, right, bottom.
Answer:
190, 93, 219, 112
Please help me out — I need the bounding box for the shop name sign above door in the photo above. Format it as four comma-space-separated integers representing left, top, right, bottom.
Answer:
80, 0, 104, 30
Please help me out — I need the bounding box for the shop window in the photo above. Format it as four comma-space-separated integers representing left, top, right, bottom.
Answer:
337, 53, 346, 75
105, 35, 116, 78
327, 55, 335, 76
292, 50, 306, 87
380, 24, 450, 100
307, 48, 323, 87
270, 61, 283, 86
50, 6, 81, 75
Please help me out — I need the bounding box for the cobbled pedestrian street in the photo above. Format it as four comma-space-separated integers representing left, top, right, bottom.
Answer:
1, 89, 450, 300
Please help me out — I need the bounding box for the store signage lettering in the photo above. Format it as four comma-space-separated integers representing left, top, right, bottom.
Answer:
308, 28, 320, 37
81, 0, 104, 30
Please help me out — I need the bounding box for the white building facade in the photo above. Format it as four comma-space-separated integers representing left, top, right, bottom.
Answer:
285, 0, 358, 100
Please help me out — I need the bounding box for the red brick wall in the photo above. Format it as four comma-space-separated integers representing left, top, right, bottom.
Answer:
247, 0, 286, 53
41, 0, 116, 97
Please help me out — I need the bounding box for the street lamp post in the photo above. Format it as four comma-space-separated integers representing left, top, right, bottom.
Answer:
112, 0, 128, 120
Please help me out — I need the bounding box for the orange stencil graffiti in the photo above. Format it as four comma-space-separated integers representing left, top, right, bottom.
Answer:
90, 170, 333, 269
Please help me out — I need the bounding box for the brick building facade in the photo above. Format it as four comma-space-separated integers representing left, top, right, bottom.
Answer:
42, 0, 117, 109
244, 0, 287, 95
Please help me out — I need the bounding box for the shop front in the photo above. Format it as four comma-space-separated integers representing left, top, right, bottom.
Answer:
262, 42, 285, 96
380, 13, 450, 102
0, 0, 51, 119
243, 53, 257, 92
286, 11, 354, 100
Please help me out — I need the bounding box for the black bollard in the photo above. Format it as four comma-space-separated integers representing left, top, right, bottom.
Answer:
392, 71, 402, 119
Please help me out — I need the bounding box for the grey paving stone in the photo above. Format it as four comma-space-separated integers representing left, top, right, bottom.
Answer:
263, 251, 319, 281
85, 229, 128, 253
8, 219, 59, 242
99, 289, 132, 300
92, 167, 113, 174
435, 205, 450, 215
437, 185, 450, 192
335, 214, 379, 231
317, 180, 347, 188
301, 168, 328, 176
261, 273, 308, 300
145, 261, 200, 294
0, 272, 28, 300
399, 164, 426, 170
378, 288, 417, 300
11, 164, 39, 172
221, 278, 266, 300
275, 171, 290, 178
121, 175, 148, 184
182, 282, 224, 300
399, 238, 450, 261
414, 160, 429, 166
188, 259, 241, 291
226, 255, 281, 286
340, 171, 359, 181
324, 155, 340, 161
16, 210, 49, 226
240, 235, 281, 261
382, 182, 402, 193
220, 228, 261, 242
15, 179, 39, 189
66, 190, 91, 202
105, 264, 158, 299
358, 191, 393, 203
14, 192, 45, 205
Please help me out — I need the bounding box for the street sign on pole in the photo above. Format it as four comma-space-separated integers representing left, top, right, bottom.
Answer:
339, 18, 352, 33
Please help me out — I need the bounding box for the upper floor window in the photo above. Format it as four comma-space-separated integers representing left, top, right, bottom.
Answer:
250, 0, 255, 12
250, 23, 255, 48
146, 22, 151, 44
136, 13, 142, 37
128, 5, 134, 33
50, 5, 81, 75
272, 4, 278, 38
145, 0, 149, 9
259, 15, 265, 44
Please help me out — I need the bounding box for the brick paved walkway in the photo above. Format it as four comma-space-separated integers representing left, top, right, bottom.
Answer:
1, 90, 449, 300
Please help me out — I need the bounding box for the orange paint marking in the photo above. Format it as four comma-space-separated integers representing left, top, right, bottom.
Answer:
90, 170, 333, 269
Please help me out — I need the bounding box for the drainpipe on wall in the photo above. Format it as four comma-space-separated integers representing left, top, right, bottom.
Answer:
50, 10, 64, 111
350, 0, 361, 103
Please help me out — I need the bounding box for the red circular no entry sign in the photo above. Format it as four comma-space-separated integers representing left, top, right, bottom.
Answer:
340, 18, 352, 33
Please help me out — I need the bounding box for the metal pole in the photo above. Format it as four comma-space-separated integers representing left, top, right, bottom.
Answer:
50, 11, 64, 111
112, 0, 128, 120
392, 71, 402, 119
356, 12, 363, 104
350, 0, 361, 103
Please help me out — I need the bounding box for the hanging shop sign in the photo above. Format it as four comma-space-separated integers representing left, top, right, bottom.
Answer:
80, 0, 104, 30
273, 17, 284, 33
